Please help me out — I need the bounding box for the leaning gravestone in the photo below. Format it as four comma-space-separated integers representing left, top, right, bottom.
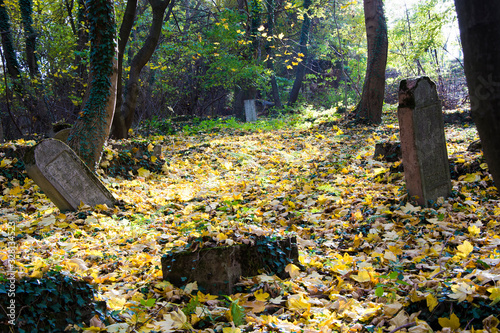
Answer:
397, 77, 451, 206
244, 99, 258, 122
24, 139, 116, 212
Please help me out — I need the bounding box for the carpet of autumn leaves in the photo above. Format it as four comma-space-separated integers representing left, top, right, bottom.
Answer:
2, 107, 500, 333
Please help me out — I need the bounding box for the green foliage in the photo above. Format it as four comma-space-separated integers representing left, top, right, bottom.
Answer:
387, 0, 455, 76
182, 295, 201, 316
0, 270, 104, 332
375, 271, 410, 299
229, 297, 246, 326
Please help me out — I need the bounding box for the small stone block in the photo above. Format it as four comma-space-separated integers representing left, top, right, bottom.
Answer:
24, 139, 117, 212
162, 237, 298, 295
244, 99, 258, 122
397, 77, 451, 206
373, 141, 402, 162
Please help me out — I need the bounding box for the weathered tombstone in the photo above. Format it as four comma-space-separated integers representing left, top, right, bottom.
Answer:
53, 128, 71, 142
244, 99, 258, 122
24, 139, 116, 212
162, 237, 298, 295
397, 77, 451, 206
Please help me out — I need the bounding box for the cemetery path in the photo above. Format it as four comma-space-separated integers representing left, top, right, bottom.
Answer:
1, 112, 500, 332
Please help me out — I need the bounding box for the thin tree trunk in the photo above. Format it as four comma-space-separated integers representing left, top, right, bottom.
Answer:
64, 0, 77, 35
454, 0, 500, 186
354, 0, 388, 124
266, 0, 281, 109
233, 0, 259, 120
19, 0, 53, 133
0, 0, 21, 81
112, 0, 172, 139
288, 0, 312, 106
110, 0, 138, 139
19, 0, 38, 77
1, 0, 52, 134
75, 0, 89, 88
405, 4, 425, 76
67, 0, 118, 170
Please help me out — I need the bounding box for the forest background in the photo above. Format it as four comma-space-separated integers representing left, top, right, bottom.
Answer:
0, 0, 465, 140
3, 0, 500, 333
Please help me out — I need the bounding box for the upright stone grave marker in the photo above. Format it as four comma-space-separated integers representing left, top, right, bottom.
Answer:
397, 77, 451, 206
244, 99, 258, 122
24, 139, 116, 212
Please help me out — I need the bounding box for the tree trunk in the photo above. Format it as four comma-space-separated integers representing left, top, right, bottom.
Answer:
19, 0, 38, 77
111, 0, 172, 139
1, 0, 52, 134
19, 0, 54, 133
0, 0, 21, 81
287, 0, 312, 107
233, 0, 260, 120
64, 0, 77, 35
67, 0, 118, 170
110, 0, 138, 139
405, 4, 425, 76
354, 0, 388, 124
454, 0, 500, 186
266, 0, 282, 109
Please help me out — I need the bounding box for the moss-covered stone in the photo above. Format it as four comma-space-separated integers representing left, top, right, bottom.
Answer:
161, 236, 298, 295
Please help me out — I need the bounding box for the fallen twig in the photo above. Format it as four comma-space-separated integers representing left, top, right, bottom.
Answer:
388, 322, 417, 333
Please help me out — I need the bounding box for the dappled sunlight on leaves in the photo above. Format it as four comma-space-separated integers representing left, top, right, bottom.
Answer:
2, 111, 500, 332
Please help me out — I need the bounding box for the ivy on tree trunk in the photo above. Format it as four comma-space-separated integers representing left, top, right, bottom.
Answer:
0, 0, 21, 81
19, 0, 38, 78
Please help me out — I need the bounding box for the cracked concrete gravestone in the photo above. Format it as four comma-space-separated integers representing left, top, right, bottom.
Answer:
244, 99, 258, 122
24, 139, 117, 212
397, 76, 452, 206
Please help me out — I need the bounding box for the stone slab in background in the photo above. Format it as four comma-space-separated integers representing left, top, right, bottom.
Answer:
53, 128, 71, 142
162, 237, 298, 295
24, 139, 116, 212
397, 77, 451, 206
244, 99, 258, 122
373, 141, 402, 162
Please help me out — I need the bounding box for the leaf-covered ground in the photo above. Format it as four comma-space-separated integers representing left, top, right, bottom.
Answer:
2, 108, 500, 333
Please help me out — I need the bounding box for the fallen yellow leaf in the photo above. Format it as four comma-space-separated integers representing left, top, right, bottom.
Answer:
438, 313, 461, 330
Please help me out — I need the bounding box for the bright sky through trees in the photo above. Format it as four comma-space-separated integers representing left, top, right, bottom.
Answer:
385, 0, 461, 59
